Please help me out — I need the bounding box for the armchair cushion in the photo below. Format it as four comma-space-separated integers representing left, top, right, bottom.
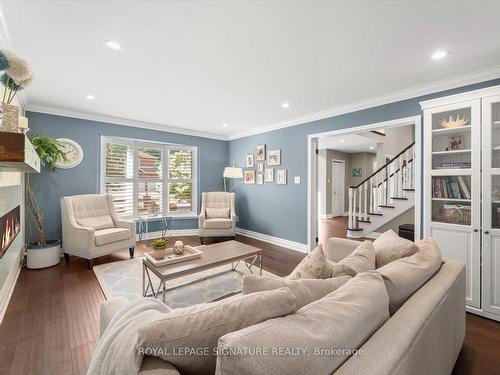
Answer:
203, 218, 233, 230
206, 207, 230, 219
71, 194, 115, 230
78, 215, 114, 231
95, 228, 132, 246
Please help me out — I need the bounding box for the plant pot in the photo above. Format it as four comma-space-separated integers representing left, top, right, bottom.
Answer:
153, 246, 166, 260
0, 103, 19, 133
27, 239, 61, 269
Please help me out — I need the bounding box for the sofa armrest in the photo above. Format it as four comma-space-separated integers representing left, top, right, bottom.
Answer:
325, 237, 361, 262
139, 356, 181, 375
198, 212, 206, 229
100, 296, 129, 337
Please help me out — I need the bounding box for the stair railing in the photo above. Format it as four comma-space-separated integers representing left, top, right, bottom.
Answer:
348, 142, 415, 230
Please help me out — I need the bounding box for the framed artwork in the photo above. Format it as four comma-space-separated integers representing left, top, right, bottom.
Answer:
268, 149, 281, 166
352, 168, 362, 177
257, 162, 264, 173
246, 154, 254, 167
277, 169, 287, 185
256, 144, 266, 161
265, 168, 274, 183
244, 170, 255, 184
257, 173, 264, 184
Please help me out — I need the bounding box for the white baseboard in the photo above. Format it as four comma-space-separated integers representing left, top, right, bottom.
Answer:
320, 213, 333, 219
0, 251, 22, 325
236, 228, 308, 253
136, 228, 199, 241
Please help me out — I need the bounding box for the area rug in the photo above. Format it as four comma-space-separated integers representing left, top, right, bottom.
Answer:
93, 256, 278, 309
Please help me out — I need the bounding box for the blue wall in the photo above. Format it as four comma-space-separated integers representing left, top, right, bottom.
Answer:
26, 112, 228, 242
229, 78, 500, 245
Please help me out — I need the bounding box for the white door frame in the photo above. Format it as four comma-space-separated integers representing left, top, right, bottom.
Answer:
331, 159, 345, 217
307, 115, 422, 251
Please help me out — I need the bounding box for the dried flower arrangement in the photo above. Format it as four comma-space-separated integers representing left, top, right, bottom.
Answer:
0, 49, 34, 104
439, 114, 469, 129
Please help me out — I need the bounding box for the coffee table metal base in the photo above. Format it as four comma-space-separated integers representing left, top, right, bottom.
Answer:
142, 254, 263, 304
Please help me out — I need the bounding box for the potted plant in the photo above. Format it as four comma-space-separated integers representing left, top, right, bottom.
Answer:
151, 238, 168, 260
26, 135, 68, 269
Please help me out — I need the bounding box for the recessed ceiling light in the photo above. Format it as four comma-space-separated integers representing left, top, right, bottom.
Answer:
85, 94, 95, 100
106, 40, 122, 50
222, 123, 228, 127
431, 49, 448, 60
369, 146, 375, 150
339, 139, 345, 143
281, 102, 290, 108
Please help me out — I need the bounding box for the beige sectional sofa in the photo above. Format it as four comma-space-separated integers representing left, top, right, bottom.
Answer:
99, 237, 465, 375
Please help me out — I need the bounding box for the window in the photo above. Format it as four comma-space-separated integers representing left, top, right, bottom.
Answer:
101, 136, 197, 218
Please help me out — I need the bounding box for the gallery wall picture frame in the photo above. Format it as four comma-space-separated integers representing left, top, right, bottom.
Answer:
268, 149, 281, 166
256, 144, 266, 161
352, 168, 362, 177
265, 168, 274, 183
257, 173, 264, 184
246, 154, 254, 167
277, 169, 287, 185
244, 170, 255, 184
257, 162, 264, 173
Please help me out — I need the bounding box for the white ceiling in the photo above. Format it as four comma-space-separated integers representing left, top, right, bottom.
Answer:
2, 1, 500, 139
318, 133, 377, 153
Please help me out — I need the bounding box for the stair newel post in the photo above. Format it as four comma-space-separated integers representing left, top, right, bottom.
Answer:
370, 177, 374, 213
358, 185, 362, 222
411, 145, 415, 188
348, 187, 354, 228
385, 165, 389, 206
399, 154, 404, 197
364, 181, 368, 220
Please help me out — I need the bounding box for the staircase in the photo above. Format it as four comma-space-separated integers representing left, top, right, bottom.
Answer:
347, 142, 415, 238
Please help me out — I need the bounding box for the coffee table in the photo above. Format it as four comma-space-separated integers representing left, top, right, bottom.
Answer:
142, 240, 263, 304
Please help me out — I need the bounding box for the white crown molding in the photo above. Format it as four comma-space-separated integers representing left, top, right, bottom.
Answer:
236, 227, 308, 253
25, 104, 229, 141
227, 65, 500, 140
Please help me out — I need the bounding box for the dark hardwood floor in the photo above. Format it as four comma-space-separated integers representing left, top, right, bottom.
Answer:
0, 234, 498, 375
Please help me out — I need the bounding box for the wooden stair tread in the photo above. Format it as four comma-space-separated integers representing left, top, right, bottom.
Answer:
356, 219, 371, 223
379, 205, 395, 208
367, 212, 383, 216
403, 188, 415, 191
347, 227, 364, 231
391, 197, 408, 200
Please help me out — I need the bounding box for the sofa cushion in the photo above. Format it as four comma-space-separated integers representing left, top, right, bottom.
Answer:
242, 274, 351, 310
378, 239, 442, 314
203, 218, 233, 229
287, 244, 332, 280
373, 229, 419, 268
216, 272, 390, 375
330, 240, 375, 277
95, 227, 132, 246
137, 287, 296, 375
206, 207, 230, 219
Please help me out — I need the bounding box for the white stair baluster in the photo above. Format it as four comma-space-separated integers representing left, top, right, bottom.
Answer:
358, 185, 362, 222
348, 188, 353, 229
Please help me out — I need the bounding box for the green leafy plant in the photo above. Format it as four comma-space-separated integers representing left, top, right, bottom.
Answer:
26, 134, 68, 245
152, 238, 168, 249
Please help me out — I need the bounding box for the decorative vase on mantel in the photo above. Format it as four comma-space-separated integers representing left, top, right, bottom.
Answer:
0, 103, 19, 133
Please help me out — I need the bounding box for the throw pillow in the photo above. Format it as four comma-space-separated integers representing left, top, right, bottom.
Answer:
286, 244, 332, 280
205, 207, 230, 219
330, 240, 376, 277
378, 239, 443, 314
137, 287, 296, 375
217, 272, 390, 375
242, 274, 351, 310
373, 229, 419, 268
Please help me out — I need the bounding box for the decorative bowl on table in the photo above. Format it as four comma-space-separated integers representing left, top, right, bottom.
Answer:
173, 240, 185, 255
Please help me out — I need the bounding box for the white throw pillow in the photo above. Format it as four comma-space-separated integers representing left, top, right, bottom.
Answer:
330, 240, 376, 277
205, 207, 230, 219
287, 244, 332, 280
378, 239, 443, 314
373, 229, 419, 268
242, 274, 351, 310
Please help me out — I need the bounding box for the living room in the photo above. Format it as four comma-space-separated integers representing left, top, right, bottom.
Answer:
0, 1, 499, 375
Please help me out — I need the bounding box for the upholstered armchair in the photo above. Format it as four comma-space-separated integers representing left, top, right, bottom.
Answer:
198, 192, 236, 244
60, 194, 135, 268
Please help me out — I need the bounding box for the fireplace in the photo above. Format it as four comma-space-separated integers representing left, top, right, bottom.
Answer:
0, 206, 20, 259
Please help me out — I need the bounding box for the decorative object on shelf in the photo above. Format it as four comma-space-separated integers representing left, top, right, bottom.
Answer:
257, 162, 264, 173
246, 154, 254, 167
54, 138, 84, 169
244, 170, 255, 184
173, 240, 185, 255
148, 201, 160, 215
152, 238, 168, 260
277, 169, 287, 185
18, 115, 29, 133
256, 144, 266, 161
0, 50, 34, 133
268, 149, 281, 166
352, 167, 362, 177
257, 173, 263, 184
435, 204, 471, 226
439, 114, 469, 129
438, 161, 471, 169
265, 168, 274, 183
448, 135, 464, 151
223, 165, 243, 192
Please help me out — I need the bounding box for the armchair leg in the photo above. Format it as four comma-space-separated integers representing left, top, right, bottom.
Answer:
87, 259, 93, 269
200, 237, 204, 245
64, 253, 70, 263
129, 247, 135, 258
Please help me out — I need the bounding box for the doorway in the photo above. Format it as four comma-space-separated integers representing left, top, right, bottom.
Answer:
331, 160, 345, 217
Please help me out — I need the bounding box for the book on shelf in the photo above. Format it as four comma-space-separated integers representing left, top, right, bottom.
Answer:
436, 162, 471, 169
433, 176, 470, 200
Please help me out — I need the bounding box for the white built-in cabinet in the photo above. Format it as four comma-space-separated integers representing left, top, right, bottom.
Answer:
422, 85, 500, 322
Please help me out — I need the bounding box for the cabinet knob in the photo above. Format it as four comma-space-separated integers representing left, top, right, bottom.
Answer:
484, 231, 490, 235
